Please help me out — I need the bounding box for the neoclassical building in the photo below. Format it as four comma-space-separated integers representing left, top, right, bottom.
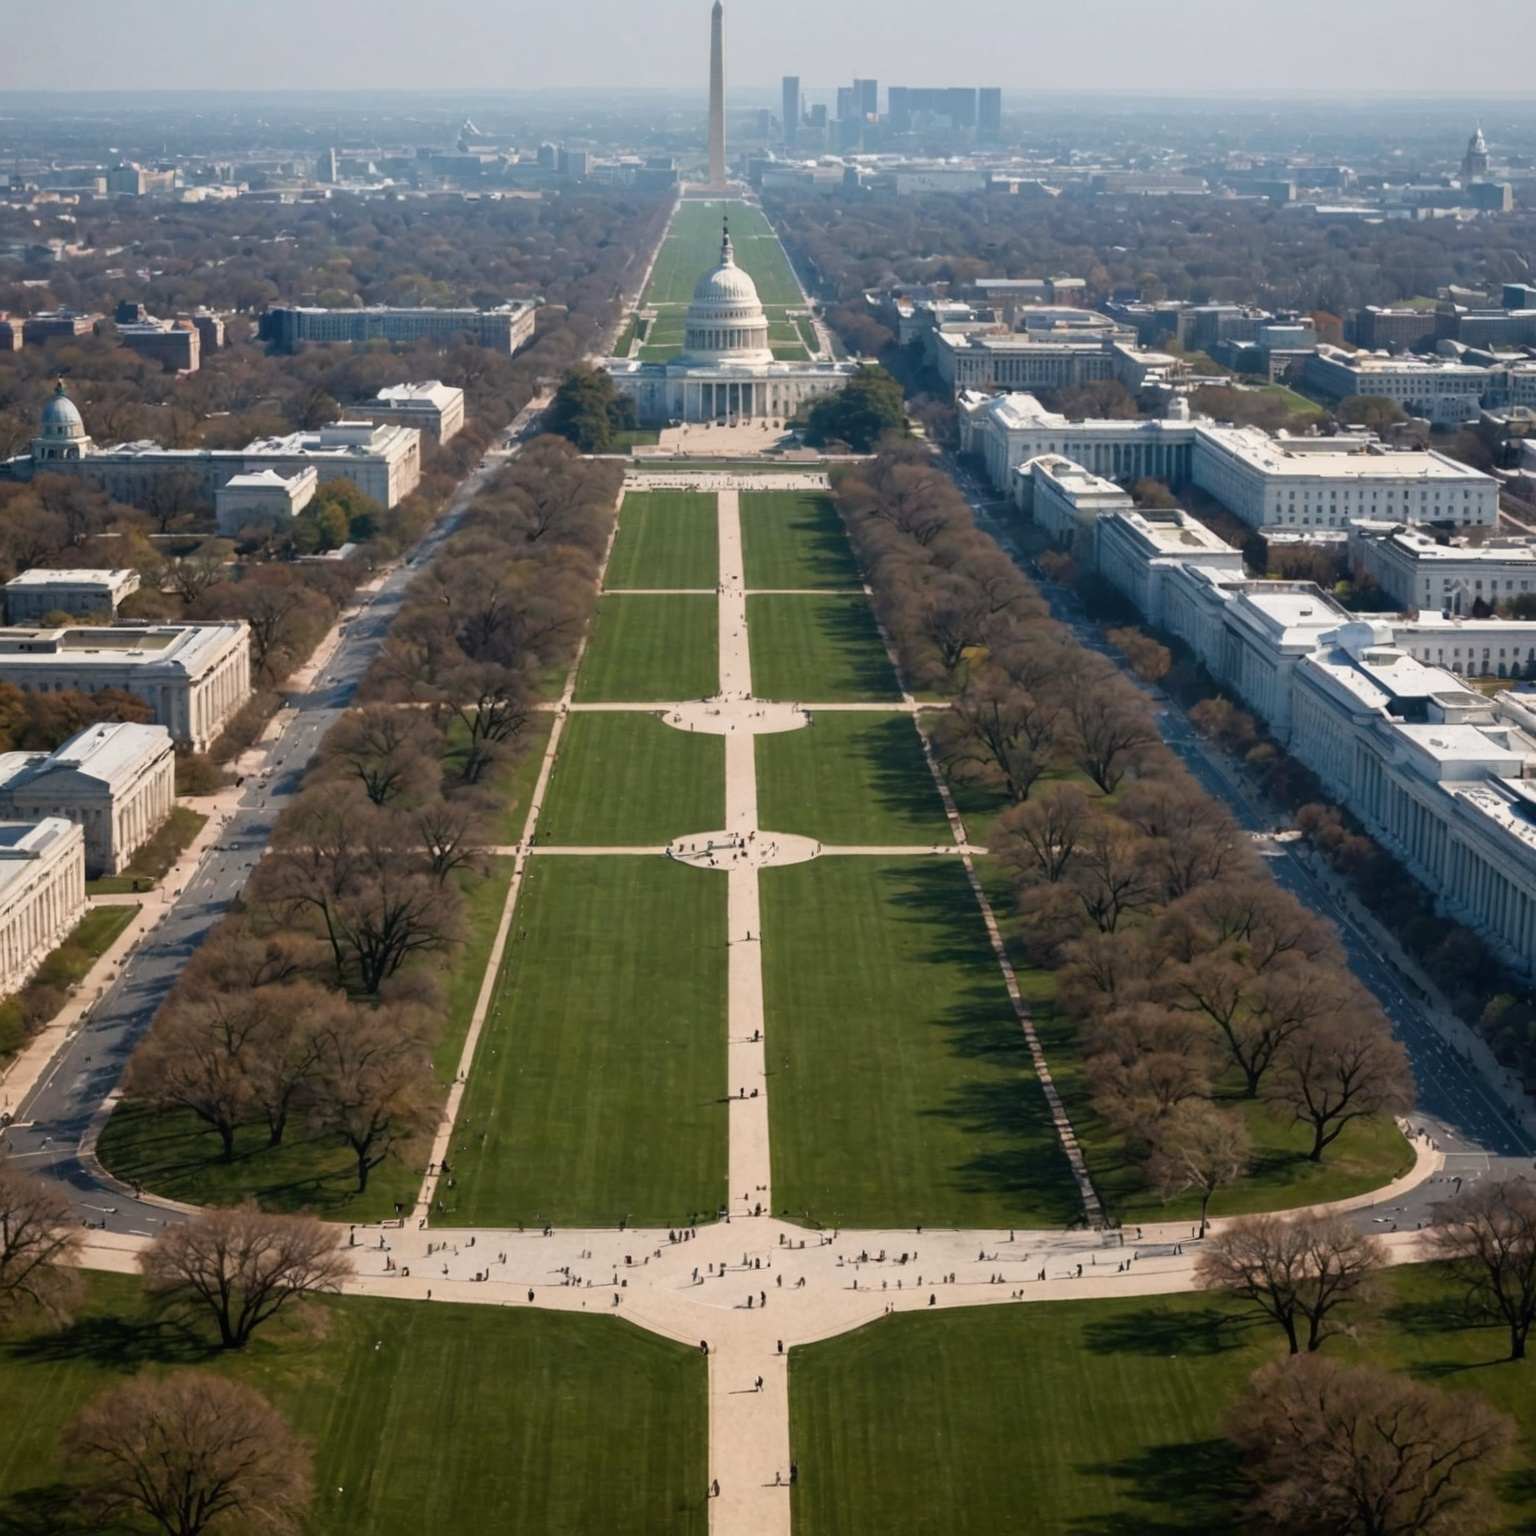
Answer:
604, 224, 859, 425
0, 817, 86, 997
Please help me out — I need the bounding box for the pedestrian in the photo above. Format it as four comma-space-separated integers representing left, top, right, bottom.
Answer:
528, 1289, 535, 1303
711, 1479, 720, 1498
777, 1339, 784, 1354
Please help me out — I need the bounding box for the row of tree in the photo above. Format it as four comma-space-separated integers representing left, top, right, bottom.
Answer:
119, 439, 622, 1197
832, 446, 1413, 1227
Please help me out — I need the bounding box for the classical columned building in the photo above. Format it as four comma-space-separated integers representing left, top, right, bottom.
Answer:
0, 818, 86, 996
605, 225, 860, 426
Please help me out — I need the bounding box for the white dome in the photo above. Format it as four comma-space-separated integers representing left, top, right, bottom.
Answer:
681, 224, 773, 365
39, 381, 85, 440
693, 254, 761, 308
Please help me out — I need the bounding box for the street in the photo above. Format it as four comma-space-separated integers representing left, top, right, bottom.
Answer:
0, 397, 551, 1235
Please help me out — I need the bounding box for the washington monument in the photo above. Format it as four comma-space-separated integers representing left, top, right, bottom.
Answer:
708, 0, 726, 187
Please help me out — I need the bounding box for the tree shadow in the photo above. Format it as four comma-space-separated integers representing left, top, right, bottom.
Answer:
1069, 1439, 1247, 1536
0, 1485, 109, 1536
7, 1312, 212, 1372
814, 597, 903, 700
1498, 1467, 1536, 1531
858, 715, 949, 836
1080, 1306, 1256, 1359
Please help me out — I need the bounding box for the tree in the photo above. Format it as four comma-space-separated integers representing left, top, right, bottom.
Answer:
1064, 681, 1157, 794
0, 1166, 82, 1327
1195, 1212, 1384, 1354
801, 364, 905, 452
1106, 626, 1171, 683
323, 705, 437, 807
1428, 1178, 1536, 1362
547, 365, 634, 453
938, 669, 1059, 804
140, 1204, 350, 1350
67, 1372, 313, 1536
993, 785, 1092, 885
126, 992, 281, 1161
1227, 1355, 1513, 1536
309, 1007, 433, 1194
1337, 394, 1409, 432
1146, 1101, 1250, 1237
1265, 1018, 1414, 1162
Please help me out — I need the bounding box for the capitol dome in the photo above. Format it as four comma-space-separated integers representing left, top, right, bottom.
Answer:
682, 222, 773, 365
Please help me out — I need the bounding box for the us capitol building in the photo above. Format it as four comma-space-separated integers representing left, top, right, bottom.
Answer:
602, 223, 860, 425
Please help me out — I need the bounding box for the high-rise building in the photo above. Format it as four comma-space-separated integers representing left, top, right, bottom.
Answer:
836, 85, 854, 121
978, 88, 1002, 140
886, 87, 977, 131
854, 78, 878, 119
782, 76, 801, 145
708, 1, 726, 187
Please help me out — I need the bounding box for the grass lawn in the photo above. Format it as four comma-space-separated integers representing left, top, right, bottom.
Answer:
0, 1271, 707, 1536
772, 344, 810, 361
740, 492, 862, 590
96, 860, 516, 1222
449, 856, 727, 1227
575, 595, 718, 703
1, 903, 142, 1059
443, 712, 555, 844
789, 1263, 1536, 1536
609, 428, 660, 449
756, 713, 950, 845
643, 200, 803, 309
747, 595, 901, 704
762, 857, 1079, 1229
606, 491, 719, 590
86, 807, 207, 895
538, 713, 725, 845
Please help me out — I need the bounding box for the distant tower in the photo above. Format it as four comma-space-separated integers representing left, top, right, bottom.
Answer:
1462, 124, 1490, 182
708, 1, 726, 187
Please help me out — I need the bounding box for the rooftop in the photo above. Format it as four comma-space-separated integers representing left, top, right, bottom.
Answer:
4, 568, 136, 590
0, 721, 171, 796
1196, 423, 1489, 482
374, 381, 462, 409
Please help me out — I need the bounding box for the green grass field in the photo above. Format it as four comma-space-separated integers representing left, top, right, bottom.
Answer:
762, 857, 1079, 1228
0, 1271, 707, 1536
747, 596, 901, 703
575, 595, 718, 702
97, 860, 515, 1221
605, 491, 719, 590
789, 1263, 1536, 1536
740, 492, 863, 590
643, 200, 804, 309
538, 713, 724, 845
86, 807, 207, 895
756, 713, 950, 845
448, 857, 727, 1227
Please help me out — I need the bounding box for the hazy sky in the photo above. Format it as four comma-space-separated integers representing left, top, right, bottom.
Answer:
5, 0, 1534, 96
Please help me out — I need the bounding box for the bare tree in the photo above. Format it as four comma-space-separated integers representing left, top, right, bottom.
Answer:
126, 995, 260, 1162
938, 669, 1059, 804
1066, 814, 1159, 933
323, 705, 438, 807
67, 1371, 313, 1536
993, 785, 1091, 885
1428, 1178, 1536, 1361
308, 1007, 433, 1194
411, 796, 489, 886
0, 1166, 82, 1327
1195, 1212, 1385, 1354
1265, 1018, 1414, 1162
1227, 1354, 1514, 1536
1064, 680, 1157, 794
1146, 1101, 1251, 1237
165, 540, 235, 606
140, 1204, 350, 1350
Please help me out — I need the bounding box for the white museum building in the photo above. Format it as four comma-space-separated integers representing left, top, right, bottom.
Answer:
603, 223, 859, 424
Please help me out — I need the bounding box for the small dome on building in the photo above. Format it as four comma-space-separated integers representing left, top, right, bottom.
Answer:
39, 380, 85, 440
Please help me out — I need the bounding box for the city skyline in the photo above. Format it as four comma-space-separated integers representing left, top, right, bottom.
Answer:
6, 0, 1536, 94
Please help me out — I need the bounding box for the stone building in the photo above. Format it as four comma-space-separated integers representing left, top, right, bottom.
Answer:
4, 385, 422, 512
357, 382, 466, 445
0, 722, 175, 877
603, 224, 859, 424
0, 818, 86, 998
3, 569, 140, 624
215, 468, 318, 535
0, 622, 250, 753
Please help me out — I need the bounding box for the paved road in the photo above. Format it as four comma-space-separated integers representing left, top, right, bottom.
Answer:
0, 400, 551, 1236
943, 457, 1536, 1228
